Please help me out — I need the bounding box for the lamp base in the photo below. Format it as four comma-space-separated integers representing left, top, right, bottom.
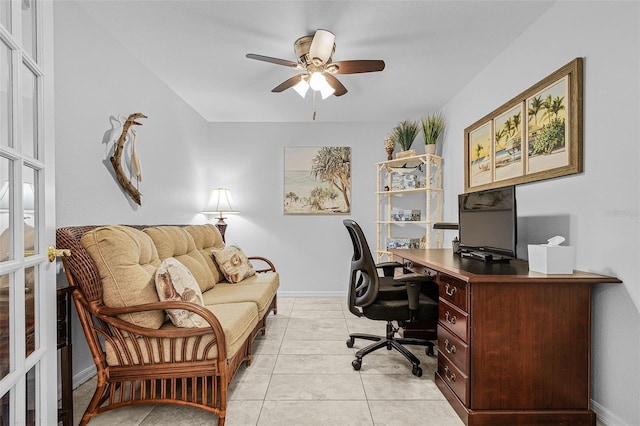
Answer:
215, 217, 228, 243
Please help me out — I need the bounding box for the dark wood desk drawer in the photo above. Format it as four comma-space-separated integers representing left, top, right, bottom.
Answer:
438, 352, 469, 406
438, 274, 468, 311
438, 325, 469, 374
404, 262, 436, 277
439, 298, 468, 342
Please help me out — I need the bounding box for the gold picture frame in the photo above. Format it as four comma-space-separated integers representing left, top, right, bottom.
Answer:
464, 58, 583, 192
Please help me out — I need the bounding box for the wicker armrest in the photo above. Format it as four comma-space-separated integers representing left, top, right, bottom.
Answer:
78, 292, 228, 359
248, 256, 276, 273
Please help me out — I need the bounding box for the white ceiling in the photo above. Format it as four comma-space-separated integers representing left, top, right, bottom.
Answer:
73, 0, 555, 123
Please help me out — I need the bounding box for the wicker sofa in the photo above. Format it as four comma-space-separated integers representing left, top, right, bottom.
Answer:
56, 224, 279, 426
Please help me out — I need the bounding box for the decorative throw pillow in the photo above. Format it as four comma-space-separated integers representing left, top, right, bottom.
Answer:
155, 258, 206, 328
211, 245, 256, 283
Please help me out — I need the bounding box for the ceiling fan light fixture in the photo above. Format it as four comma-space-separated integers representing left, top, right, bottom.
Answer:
320, 84, 335, 100
293, 76, 310, 98
309, 29, 335, 64
309, 72, 327, 91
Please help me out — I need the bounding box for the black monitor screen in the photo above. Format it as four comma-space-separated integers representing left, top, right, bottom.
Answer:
458, 186, 516, 260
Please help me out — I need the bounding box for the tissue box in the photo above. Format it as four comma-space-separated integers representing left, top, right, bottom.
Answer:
386, 237, 421, 250
527, 245, 575, 274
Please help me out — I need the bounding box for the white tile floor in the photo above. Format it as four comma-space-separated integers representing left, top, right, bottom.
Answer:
72, 297, 464, 426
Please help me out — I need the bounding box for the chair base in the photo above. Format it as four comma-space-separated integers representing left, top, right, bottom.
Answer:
346, 321, 435, 377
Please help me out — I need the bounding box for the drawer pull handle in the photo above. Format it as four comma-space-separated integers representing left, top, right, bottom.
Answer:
444, 366, 456, 382
444, 338, 457, 354
445, 311, 457, 325
445, 283, 457, 297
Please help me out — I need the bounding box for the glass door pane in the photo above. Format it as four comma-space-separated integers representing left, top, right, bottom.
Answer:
0, 156, 11, 262
0, 40, 11, 149
25, 365, 36, 425
21, 0, 37, 62
0, 272, 9, 381
23, 166, 36, 255
0, 1, 10, 33
21, 64, 36, 159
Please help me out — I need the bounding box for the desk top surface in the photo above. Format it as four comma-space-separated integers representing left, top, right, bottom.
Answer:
390, 249, 622, 284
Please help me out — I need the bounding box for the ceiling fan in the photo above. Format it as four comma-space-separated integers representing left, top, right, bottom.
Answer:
246, 29, 385, 101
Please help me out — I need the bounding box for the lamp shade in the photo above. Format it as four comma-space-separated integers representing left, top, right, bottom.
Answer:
0, 182, 35, 211
201, 188, 238, 215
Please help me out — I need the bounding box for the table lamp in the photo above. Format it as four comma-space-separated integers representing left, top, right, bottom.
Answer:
201, 188, 238, 242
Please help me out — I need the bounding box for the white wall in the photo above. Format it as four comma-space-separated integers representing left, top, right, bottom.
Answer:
54, 1, 212, 383
439, 2, 639, 425
204, 122, 393, 296
54, 3, 212, 228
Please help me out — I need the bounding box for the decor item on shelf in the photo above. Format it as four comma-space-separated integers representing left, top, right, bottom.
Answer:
393, 120, 420, 158
383, 134, 396, 160
201, 188, 238, 242
246, 29, 385, 120
421, 112, 446, 155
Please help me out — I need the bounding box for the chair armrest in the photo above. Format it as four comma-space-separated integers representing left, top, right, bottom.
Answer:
248, 256, 277, 273
392, 273, 433, 312
375, 261, 403, 277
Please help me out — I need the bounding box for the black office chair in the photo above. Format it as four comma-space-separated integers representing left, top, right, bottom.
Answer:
343, 219, 438, 377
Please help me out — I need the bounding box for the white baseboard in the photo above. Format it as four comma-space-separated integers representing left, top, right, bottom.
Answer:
592, 399, 630, 426
73, 365, 97, 390
277, 291, 347, 298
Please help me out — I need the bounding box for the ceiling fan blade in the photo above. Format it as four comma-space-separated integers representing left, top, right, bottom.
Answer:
309, 29, 335, 64
271, 75, 304, 93
333, 60, 386, 74
325, 74, 348, 97
246, 53, 298, 68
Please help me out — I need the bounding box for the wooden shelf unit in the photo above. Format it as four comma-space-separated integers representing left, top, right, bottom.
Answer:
376, 154, 443, 262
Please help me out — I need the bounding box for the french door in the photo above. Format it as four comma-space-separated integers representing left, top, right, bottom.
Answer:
0, 0, 56, 424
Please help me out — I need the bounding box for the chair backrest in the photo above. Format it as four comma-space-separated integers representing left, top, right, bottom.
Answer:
343, 219, 380, 316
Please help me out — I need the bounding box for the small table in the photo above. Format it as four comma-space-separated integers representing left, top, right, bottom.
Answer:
57, 285, 73, 426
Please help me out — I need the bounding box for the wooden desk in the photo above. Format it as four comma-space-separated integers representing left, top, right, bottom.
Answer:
391, 249, 621, 426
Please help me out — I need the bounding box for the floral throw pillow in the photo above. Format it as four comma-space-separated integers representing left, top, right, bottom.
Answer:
155, 257, 206, 328
211, 245, 256, 283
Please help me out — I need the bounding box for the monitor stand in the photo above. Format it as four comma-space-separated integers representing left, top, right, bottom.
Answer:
460, 250, 511, 263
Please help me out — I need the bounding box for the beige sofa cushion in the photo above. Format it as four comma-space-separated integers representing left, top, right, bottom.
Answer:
211, 245, 256, 283
155, 257, 206, 328
202, 272, 279, 318
144, 226, 215, 292
104, 301, 259, 366
80, 225, 164, 329
183, 224, 225, 286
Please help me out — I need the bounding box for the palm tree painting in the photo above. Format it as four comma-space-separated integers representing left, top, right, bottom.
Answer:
468, 122, 492, 188
526, 76, 569, 174
493, 105, 524, 182
284, 146, 351, 214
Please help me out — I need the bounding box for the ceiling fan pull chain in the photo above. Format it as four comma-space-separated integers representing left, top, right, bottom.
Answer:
312, 90, 317, 120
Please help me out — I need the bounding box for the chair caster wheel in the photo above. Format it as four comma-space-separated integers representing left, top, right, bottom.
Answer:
346, 338, 354, 348
352, 359, 362, 371
412, 365, 423, 377
426, 345, 435, 356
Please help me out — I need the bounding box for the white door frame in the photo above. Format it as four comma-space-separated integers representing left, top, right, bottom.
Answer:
0, 0, 56, 424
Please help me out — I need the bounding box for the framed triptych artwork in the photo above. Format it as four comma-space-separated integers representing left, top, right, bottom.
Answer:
464, 58, 583, 192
